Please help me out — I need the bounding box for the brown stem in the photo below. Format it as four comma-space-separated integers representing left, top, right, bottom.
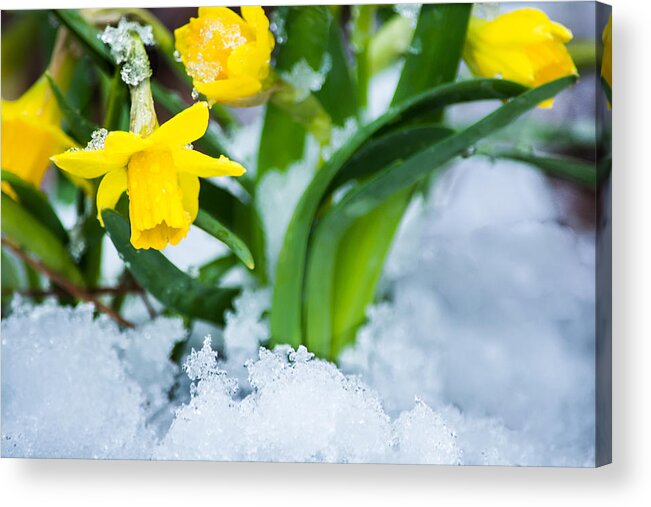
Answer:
2, 285, 144, 298
2, 238, 135, 328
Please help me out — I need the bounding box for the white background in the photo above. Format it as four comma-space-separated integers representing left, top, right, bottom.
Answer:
1, 0, 649, 505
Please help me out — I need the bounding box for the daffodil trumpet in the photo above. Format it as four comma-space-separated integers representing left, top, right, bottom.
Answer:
463, 8, 578, 108
51, 29, 246, 251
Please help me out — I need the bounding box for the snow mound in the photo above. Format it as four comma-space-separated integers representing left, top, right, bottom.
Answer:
156, 340, 460, 464
1, 302, 151, 458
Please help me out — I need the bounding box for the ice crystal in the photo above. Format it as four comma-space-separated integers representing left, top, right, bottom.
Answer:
100, 18, 154, 86
85, 128, 108, 151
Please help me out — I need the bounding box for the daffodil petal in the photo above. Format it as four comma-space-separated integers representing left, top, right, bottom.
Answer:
173, 149, 246, 178
478, 9, 561, 45
96, 168, 128, 226
149, 102, 209, 147
51, 149, 129, 179
227, 42, 266, 79
104, 131, 148, 156
178, 172, 200, 222
194, 78, 261, 104
241, 6, 274, 55
198, 6, 251, 32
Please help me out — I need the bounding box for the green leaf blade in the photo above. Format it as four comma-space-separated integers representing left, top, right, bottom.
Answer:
194, 210, 255, 270
102, 210, 238, 324
2, 193, 84, 286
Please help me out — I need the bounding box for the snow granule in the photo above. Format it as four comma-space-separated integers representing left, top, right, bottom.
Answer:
100, 18, 155, 86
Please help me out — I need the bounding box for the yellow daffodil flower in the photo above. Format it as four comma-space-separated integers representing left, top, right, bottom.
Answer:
1, 75, 77, 191
463, 8, 578, 108
174, 6, 275, 107
51, 102, 246, 250
601, 16, 612, 90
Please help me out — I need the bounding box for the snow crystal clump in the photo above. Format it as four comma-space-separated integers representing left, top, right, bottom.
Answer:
85, 128, 108, 151
100, 18, 155, 86
280, 55, 332, 102
1, 302, 152, 458
156, 341, 461, 463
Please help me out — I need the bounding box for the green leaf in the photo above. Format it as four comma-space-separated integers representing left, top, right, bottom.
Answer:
274, 6, 331, 73
312, 4, 472, 357
307, 78, 577, 358
52, 9, 115, 74
1, 248, 24, 293
257, 103, 306, 177
270, 78, 535, 348
198, 255, 238, 286
259, 6, 331, 175
368, 15, 413, 75
194, 210, 255, 270
392, 4, 471, 106
261, 5, 357, 163
330, 78, 578, 223
103, 68, 129, 131
2, 193, 84, 287
45, 73, 99, 145
306, 127, 454, 357
483, 150, 596, 189
328, 125, 454, 191
197, 180, 267, 281
315, 17, 358, 125
102, 210, 238, 324
2, 170, 69, 245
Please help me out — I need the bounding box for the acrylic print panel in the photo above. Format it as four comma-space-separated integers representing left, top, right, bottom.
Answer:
0, 2, 612, 466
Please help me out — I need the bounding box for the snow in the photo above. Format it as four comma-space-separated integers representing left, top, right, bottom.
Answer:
279, 55, 332, 102
1, 301, 153, 459
100, 18, 155, 86
85, 128, 108, 151
1, 154, 596, 465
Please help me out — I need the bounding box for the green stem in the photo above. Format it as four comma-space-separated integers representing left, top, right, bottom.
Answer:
104, 68, 128, 130
352, 5, 375, 111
